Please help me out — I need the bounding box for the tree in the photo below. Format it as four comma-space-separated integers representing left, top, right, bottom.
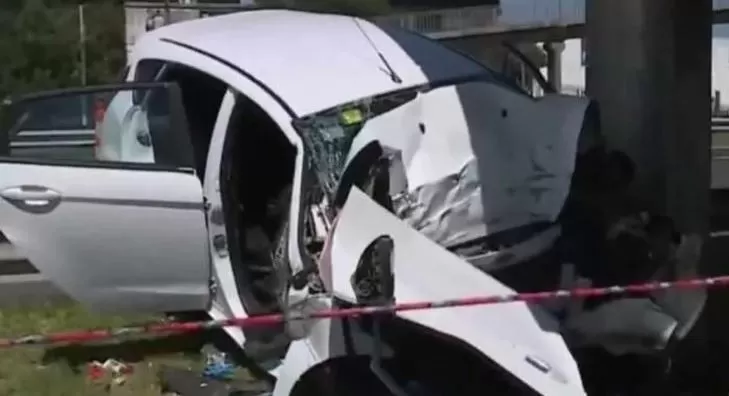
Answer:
0, 0, 79, 98
82, 1, 127, 85
0, 0, 125, 100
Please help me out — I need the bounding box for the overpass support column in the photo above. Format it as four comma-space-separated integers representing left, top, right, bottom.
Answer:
586, 0, 712, 236
543, 41, 565, 92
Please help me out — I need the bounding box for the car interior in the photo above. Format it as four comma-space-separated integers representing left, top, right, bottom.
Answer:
220, 93, 297, 358
143, 61, 298, 357
220, 93, 296, 316
139, 61, 226, 177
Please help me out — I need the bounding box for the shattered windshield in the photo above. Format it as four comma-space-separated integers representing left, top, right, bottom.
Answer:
295, 89, 418, 198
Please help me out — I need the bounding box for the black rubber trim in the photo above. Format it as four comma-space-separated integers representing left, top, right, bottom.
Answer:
61, 196, 204, 210
3, 82, 178, 105
333, 141, 384, 209
160, 38, 297, 118
0, 260, 39, 275
0, 156, 196, 174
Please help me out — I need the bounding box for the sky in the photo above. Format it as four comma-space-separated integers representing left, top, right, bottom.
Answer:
556, 24, 729, 101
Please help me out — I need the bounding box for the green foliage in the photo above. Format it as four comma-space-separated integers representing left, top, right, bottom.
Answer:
0, 0, 125, 100
82, 2, 127, 85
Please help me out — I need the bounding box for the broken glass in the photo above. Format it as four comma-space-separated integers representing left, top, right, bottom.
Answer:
295, 90, 418, 200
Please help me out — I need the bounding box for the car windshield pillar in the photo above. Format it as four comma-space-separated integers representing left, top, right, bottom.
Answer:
298, 114, 364, 199
295, 89, 420, 201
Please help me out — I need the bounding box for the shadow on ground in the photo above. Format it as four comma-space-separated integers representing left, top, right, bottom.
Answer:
41, 333, 207, 370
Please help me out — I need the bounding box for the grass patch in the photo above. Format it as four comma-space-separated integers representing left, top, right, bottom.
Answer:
0, 303, 260, 396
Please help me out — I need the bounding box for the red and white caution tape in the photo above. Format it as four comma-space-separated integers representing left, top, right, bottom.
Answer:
2, 275, 728, 349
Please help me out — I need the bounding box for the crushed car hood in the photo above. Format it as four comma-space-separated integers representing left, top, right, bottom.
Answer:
327, 188, 586, 396
345, 81, 593, 247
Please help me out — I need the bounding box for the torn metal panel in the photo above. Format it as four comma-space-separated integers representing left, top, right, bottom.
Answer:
329, 187, 586, 396
339, 80, 592, 247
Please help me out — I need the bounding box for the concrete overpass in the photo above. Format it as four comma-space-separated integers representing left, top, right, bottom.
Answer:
379, 0, 729, 45
376, 1, 729, 94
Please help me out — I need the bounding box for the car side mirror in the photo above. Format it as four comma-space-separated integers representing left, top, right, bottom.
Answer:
350, 235, 395, 306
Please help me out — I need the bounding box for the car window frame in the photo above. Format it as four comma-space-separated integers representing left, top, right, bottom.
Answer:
118, 65, 131, 82
0, 82, 196, 174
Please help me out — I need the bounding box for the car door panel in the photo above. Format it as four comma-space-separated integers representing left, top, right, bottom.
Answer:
0, 164, 210, 312
0, 83, 211, 313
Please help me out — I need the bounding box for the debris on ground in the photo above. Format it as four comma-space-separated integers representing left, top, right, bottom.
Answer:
87, 358, 134, 386
160, 365, 231, 396
202, 352, 235, 381
159, 348, 270, 396
159, 365, 270, 396
0, 303, 270, 395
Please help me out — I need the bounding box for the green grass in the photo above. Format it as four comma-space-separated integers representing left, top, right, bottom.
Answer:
0, 303, 258, 396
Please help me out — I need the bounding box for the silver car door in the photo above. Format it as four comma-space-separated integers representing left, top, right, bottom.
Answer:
0, 82, 212, 313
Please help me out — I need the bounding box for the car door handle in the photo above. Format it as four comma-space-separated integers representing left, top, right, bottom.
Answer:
0, 185, 62, 214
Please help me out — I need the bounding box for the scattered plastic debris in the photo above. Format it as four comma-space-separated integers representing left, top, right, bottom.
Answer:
86, 362, 105, 381
159, 365, 232, 396
86, 358, 133, 386
202, 352, 235, 381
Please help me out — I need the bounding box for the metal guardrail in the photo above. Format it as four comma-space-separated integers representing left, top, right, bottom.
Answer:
11, 129, 94, 149
712, 117, 729, 130
712, 117, 729, 158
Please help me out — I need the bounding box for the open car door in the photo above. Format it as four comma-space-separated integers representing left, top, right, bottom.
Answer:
0, 83, 212, 313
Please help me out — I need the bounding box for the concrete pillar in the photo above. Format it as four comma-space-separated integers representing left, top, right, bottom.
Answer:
586, 0, 712, 236
543, 41, 565, 93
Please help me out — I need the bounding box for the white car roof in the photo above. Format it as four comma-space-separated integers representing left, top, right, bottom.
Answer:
138, 10, 489, 116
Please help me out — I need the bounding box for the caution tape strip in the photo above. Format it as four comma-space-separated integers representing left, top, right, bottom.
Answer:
2, 275, 728, 348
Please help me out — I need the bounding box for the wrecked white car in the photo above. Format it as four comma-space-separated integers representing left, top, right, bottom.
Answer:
0, 10, 706, 396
